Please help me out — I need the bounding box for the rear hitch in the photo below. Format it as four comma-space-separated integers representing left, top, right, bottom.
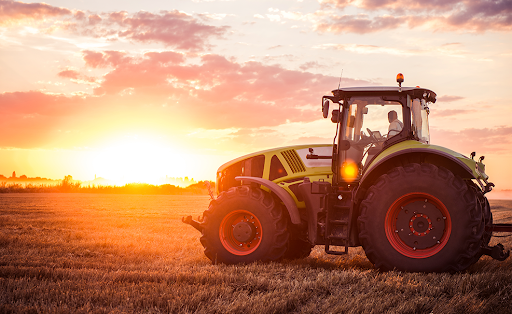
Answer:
182, 215, 203, 232
481, 243, 510, 261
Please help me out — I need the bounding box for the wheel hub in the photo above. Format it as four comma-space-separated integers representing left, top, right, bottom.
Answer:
219, 210, 263, 255
232, 221, 256, 242
394, 199, 446, 250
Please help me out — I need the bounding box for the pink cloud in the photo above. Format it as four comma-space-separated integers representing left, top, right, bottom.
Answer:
83, 51, 374, 128
82, 50, 130, 68
115, 11, 228, 50
57, 69, 96, 84
57, 69, 80, 80
88, 14, 102, 25
438, 95, 465, 102
0, 91, 83, 116
299, 61, 328, 71
1, 2, 229, 51
431, 126, 512, 154
433, 109, 474, 117
316, 14, 403, 34
71, 10, 229, 51
0, 50, 376, 148
317, 0, 512, 33
0, 0, 71, 25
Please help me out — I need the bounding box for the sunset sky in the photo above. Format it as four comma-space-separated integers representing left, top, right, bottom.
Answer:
0, 0, 511, 195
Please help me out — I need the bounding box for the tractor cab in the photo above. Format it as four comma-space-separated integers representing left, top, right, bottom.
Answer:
321, 75, 436, 183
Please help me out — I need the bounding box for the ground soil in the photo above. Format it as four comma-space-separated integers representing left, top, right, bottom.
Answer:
1, 194, 511, 313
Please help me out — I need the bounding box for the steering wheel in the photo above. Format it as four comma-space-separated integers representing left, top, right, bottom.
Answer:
366, 128, 378, 142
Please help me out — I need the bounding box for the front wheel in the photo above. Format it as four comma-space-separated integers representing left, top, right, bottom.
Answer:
358, 163, 483, 272
200, 186, 289, 264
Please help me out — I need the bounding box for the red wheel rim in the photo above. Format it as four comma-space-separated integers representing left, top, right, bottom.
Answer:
219, 210, 263, 256
385, 192, 451, 259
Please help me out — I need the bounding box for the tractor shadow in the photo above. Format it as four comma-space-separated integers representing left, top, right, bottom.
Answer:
282, 247, 375, 272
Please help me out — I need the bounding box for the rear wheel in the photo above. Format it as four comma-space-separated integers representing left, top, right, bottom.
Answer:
470, 185, 493, 262
200, 186, 289, 264
358, 163, 483, 272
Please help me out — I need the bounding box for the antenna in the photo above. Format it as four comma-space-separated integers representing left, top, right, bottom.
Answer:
337, 69, 343, 89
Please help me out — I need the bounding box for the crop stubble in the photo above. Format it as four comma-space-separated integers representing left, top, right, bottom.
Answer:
0, 194, 511, 313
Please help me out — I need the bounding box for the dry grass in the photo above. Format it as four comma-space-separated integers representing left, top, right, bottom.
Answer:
0, 194, 511, 313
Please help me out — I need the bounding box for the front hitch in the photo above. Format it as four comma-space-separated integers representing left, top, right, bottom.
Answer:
481, 223, 512, 261
481, 243, 510, 261
182, 215, 203, 232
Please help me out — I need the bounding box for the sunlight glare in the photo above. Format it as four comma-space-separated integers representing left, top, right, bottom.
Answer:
92, 136, 185, 185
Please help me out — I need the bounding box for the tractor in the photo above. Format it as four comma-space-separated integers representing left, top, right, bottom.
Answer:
183, 74, 511, 272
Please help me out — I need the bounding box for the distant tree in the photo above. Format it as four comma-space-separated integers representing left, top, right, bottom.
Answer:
60, 175, 76, 192
20, 175, 27, 179
12, 171, 16, 178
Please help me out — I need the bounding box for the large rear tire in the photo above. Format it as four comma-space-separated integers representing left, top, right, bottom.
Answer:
470, 185, 493, 263
200, 186, 289, 264
358, 163, 483, 272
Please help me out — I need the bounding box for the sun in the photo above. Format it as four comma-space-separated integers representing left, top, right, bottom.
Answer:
92, 136, 181, 185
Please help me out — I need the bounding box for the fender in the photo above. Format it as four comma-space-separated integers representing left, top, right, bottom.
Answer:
235, 176, 301, 225
356, 147, 476, 201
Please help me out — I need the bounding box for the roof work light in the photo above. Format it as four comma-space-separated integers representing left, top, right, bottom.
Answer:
397, 73, 404, 91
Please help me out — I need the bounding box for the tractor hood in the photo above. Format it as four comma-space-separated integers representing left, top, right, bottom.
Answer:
215, 144, 334, 196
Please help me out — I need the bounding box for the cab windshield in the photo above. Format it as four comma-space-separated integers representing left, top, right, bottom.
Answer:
344, 96, 403, 143
341, 95, 431, 167
412, 98, 430, 144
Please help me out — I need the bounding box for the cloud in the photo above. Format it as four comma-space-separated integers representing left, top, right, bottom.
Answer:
438, 95, 465, 102
316, 14, 403, 34
57, 69, 97, 84
69, 10, 229, 51
0, 0, 71, 25
82, 50, 130, 68
1, 2, 229, 51
87, 51, 374, 129
110, 10, 229, 50
316, 0, 512, 33
431, 125, 512, 154
314, 42, 472, 59
299, 61, 327, 71
0, 50, 376, 149
433, 109, 474, 117
0, 91, 87, 147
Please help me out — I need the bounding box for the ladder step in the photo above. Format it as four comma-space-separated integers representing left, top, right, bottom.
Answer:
324, 191, 354, 256
325, 249, 347, 255
325, 242, 348, 255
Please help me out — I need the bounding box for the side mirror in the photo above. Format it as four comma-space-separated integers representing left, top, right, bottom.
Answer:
322, 100, 330, 118
331, 109, 340, 123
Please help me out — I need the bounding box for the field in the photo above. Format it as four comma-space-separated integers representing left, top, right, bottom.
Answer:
1, 194, 511, 313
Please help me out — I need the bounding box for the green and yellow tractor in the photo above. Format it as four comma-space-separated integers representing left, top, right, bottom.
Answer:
184, 74, 511, 272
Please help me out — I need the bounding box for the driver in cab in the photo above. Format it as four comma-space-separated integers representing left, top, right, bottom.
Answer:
388, 110, 403, 137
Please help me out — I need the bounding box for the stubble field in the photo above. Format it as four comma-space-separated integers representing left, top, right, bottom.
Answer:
0, 193, 511, 313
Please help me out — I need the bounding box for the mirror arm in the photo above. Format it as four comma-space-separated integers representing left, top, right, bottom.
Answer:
306, 154, 332, 160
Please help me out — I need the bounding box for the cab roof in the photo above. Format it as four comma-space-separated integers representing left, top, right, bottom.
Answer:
331, 86, 437, 103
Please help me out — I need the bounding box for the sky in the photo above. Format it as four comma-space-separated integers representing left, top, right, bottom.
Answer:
0, 0, 511, 196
